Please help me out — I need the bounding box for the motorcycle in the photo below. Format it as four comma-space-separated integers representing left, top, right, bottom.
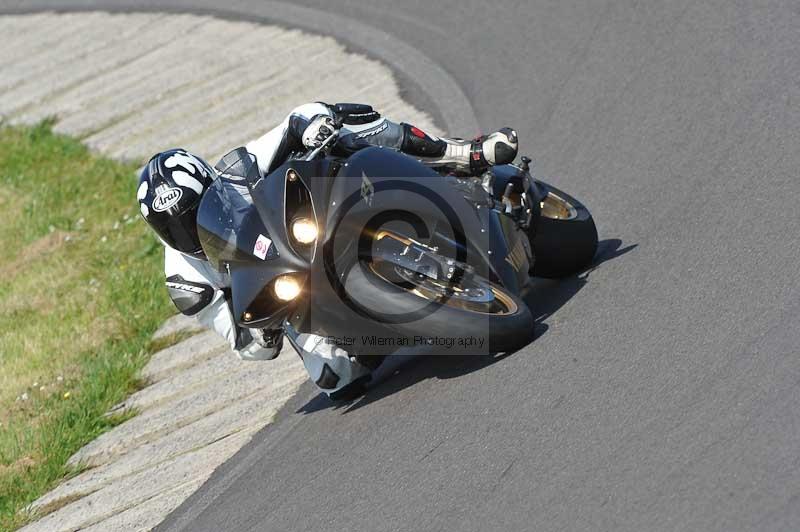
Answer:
196, 106, 598, 368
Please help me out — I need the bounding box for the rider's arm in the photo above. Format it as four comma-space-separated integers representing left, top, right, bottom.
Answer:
163, 246, 281, 360
245, 102, 333, 176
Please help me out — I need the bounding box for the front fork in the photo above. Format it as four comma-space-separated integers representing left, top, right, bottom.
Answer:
481, 159, 544, 234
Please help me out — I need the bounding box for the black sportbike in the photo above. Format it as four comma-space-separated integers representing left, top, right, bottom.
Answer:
196, 107, 597, 365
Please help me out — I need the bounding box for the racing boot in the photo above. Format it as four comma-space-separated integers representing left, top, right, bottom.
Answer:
401, 124, 519, 174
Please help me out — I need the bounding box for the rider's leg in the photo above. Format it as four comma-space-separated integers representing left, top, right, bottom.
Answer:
285, 329, 372, 400
399, 124, 519, 174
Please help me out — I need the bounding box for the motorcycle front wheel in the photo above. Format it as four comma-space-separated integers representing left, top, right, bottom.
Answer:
342, 232, 535, 354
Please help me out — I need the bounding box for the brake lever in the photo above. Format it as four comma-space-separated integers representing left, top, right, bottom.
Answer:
333, 113, 345, 129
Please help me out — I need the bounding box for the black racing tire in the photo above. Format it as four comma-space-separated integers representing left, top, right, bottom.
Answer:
342, 263, 535, 354
531, 183, 598, 279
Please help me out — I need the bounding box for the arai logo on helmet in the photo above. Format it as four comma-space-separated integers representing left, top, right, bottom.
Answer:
152, 186, 183, 212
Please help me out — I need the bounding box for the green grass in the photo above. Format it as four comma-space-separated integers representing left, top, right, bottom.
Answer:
0, 122, 173, 530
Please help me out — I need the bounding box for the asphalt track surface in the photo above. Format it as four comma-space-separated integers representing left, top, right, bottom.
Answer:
4, 1, 800, 531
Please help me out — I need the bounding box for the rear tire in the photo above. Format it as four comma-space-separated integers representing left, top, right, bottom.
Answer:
531, 183, 598, 278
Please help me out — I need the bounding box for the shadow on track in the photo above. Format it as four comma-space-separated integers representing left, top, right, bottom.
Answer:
525, 238, 636, 324
297, 238, 636, 415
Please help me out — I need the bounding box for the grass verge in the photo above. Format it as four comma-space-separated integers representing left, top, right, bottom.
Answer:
0, 121, 172, 530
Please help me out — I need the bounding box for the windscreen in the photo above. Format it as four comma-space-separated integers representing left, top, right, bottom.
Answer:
196, 148, 274, 270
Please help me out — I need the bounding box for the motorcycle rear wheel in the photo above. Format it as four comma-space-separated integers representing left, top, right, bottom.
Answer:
531, 183, 598, 278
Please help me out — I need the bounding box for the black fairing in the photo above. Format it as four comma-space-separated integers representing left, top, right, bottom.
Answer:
197, 148, 304, 329
198, 146, 532, 336
325, 148, 500, 277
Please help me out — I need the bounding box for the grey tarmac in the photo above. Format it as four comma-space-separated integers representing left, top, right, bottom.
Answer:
2, 1, 799, 531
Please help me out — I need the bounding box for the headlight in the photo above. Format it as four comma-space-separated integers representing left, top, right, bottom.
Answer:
273, 275, 302, 301
291, 217, 318, 245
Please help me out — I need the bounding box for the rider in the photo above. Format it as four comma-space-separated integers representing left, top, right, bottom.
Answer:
137, 102, 518, 399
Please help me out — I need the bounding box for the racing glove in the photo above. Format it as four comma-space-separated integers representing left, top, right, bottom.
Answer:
301, 114, 336, 148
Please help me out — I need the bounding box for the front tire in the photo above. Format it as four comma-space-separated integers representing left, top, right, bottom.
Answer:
343, 261, 534, 354
531, 183, 598, 278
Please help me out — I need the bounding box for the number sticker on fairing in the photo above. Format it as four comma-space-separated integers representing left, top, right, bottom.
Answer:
253, 234, 273, 260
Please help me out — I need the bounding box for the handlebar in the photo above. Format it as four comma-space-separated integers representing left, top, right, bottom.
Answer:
302, 125, 341, 161
299, 104, 371, 161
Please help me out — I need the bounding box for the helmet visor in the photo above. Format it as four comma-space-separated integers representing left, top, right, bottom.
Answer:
153, 203, 203, 254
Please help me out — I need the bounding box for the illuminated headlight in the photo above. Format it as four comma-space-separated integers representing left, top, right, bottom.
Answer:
291, 217, 318, 245
273, 275, 302, 302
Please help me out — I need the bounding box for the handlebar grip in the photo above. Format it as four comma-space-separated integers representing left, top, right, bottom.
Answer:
332, 103, 374, 115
